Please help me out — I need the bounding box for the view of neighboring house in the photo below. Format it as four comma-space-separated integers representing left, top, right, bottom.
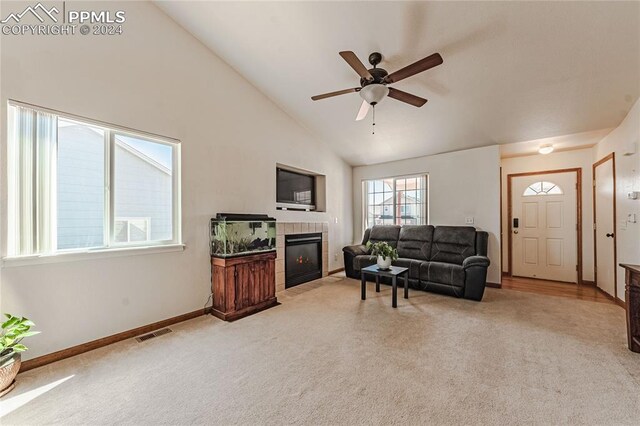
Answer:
365, 176, 427, 226
57, 121, 172, 249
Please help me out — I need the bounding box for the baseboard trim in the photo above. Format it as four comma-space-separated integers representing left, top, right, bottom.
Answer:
581, 280, 596, 286
20, 307, 212, 373
486, 282, 502, 289
329, 267, 345, 275
615, 297, 626, 310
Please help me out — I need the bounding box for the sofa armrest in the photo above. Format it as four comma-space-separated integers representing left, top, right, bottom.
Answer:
463, 256, 490, 269
343, 244, 369, 256
463, 256, 490, 301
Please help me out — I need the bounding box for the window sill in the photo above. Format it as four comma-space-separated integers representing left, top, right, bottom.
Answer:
1, 244, 186, 268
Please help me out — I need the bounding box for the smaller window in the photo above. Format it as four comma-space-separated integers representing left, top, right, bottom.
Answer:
523, 181, 563, 196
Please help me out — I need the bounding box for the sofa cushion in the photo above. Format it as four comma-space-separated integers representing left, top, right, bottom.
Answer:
430, 226, 477, 265
393, 258, 422, 280
420, 261, 465, 287
397, 225, 434, 260
368, 225, 401, 248
353, 255, 376, 271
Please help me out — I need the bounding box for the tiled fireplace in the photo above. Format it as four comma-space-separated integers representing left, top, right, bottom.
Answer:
276, 222, 328, 293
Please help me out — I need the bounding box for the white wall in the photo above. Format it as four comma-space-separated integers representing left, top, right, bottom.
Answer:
0, 1, 353, 360
501, 148, 595, 281
352, 145, 501, 284
593, 98, 640, 301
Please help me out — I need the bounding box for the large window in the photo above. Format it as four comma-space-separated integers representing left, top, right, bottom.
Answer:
363, 175, 428, 229
6, 102, 181, 257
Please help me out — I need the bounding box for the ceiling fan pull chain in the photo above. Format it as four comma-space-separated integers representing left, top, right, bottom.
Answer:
372, 105, 375, 134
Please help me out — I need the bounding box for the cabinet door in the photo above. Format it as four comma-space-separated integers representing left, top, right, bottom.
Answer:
252, 260, 272, 304
253, 259, 274, 302
263, 259, 275, 300
234, 263, 253, 311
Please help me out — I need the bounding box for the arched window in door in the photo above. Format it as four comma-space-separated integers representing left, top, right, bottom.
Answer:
523, 181, 563, 196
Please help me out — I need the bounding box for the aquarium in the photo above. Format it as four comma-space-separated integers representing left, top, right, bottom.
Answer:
210, 213, 277, 258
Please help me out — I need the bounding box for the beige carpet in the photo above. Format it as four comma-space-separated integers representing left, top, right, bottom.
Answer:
3, 277, 640, 425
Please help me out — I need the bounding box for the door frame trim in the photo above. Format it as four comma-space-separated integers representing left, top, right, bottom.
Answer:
592, 152, 617, 298
507, 168, 583, 284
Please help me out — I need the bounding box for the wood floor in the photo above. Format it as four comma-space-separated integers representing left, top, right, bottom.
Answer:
501, 275, 616, 304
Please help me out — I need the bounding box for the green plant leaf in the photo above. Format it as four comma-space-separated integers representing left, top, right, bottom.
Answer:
11, 344, 27, 352
2, 317, 19, 329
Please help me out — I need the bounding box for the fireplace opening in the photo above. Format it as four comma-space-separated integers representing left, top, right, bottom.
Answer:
285, 233, 322, 288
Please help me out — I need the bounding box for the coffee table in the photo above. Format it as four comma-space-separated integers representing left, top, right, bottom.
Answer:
360, 264, 409, 308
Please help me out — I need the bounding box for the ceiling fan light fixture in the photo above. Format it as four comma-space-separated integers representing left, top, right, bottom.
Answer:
359, 84, 389, 105
538, 144, 554, 155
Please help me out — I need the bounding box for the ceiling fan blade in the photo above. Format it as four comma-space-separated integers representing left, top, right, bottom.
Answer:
388, 87, 428, 107
355, 100, 370, 121
339, 51, 373, 81
311, 88, 359, 101
384, 53, 443, 84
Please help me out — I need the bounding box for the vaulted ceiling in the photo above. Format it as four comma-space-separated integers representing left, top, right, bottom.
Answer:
157, 1, 640, 166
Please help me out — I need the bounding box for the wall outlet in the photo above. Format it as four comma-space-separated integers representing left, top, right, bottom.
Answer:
465, 217, 474, 225
334, 253, 338, 261
334, 217, 338, 224
628, 213, 637, 224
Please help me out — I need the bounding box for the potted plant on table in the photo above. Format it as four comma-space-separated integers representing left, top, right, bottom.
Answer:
0, 314, 39, 397
366, 241, 398, 270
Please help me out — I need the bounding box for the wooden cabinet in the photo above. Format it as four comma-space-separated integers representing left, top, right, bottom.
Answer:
211, 251, 277, 321
620, 264, 640, 353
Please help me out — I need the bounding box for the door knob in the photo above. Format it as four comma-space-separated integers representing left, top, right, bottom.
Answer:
606, 233, 614, 238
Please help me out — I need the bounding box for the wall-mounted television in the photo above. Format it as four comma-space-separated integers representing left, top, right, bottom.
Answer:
276, 167, 316, 210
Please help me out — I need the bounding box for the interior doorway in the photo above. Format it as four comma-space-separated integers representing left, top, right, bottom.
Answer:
593, 153, 617, 298
508, 169, 582, 284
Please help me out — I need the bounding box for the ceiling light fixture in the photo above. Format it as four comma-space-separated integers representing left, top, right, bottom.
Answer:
359, 84, 389, 135
359, 84, 389, 105
538, 144, 554, 155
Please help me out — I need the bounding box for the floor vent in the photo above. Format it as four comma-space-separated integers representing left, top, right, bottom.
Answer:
135, 328, 172, 342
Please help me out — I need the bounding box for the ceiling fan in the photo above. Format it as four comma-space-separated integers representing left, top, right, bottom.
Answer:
311, 51, 443, 131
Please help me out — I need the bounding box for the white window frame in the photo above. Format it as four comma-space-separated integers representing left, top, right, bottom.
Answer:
5, 100, 182, 260
362, 174, 429, 231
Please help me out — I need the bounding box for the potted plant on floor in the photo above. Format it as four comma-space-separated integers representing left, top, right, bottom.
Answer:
0, 314, 39, 397
366, 241, 398, 270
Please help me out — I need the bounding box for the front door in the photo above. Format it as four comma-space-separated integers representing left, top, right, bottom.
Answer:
594, 155, 616, 297
511, 172, 577, 282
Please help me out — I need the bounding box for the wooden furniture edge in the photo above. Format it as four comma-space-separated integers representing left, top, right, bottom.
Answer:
486, 282, 502, 289
19, 307, 212, 373
210, 298, 278, 322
